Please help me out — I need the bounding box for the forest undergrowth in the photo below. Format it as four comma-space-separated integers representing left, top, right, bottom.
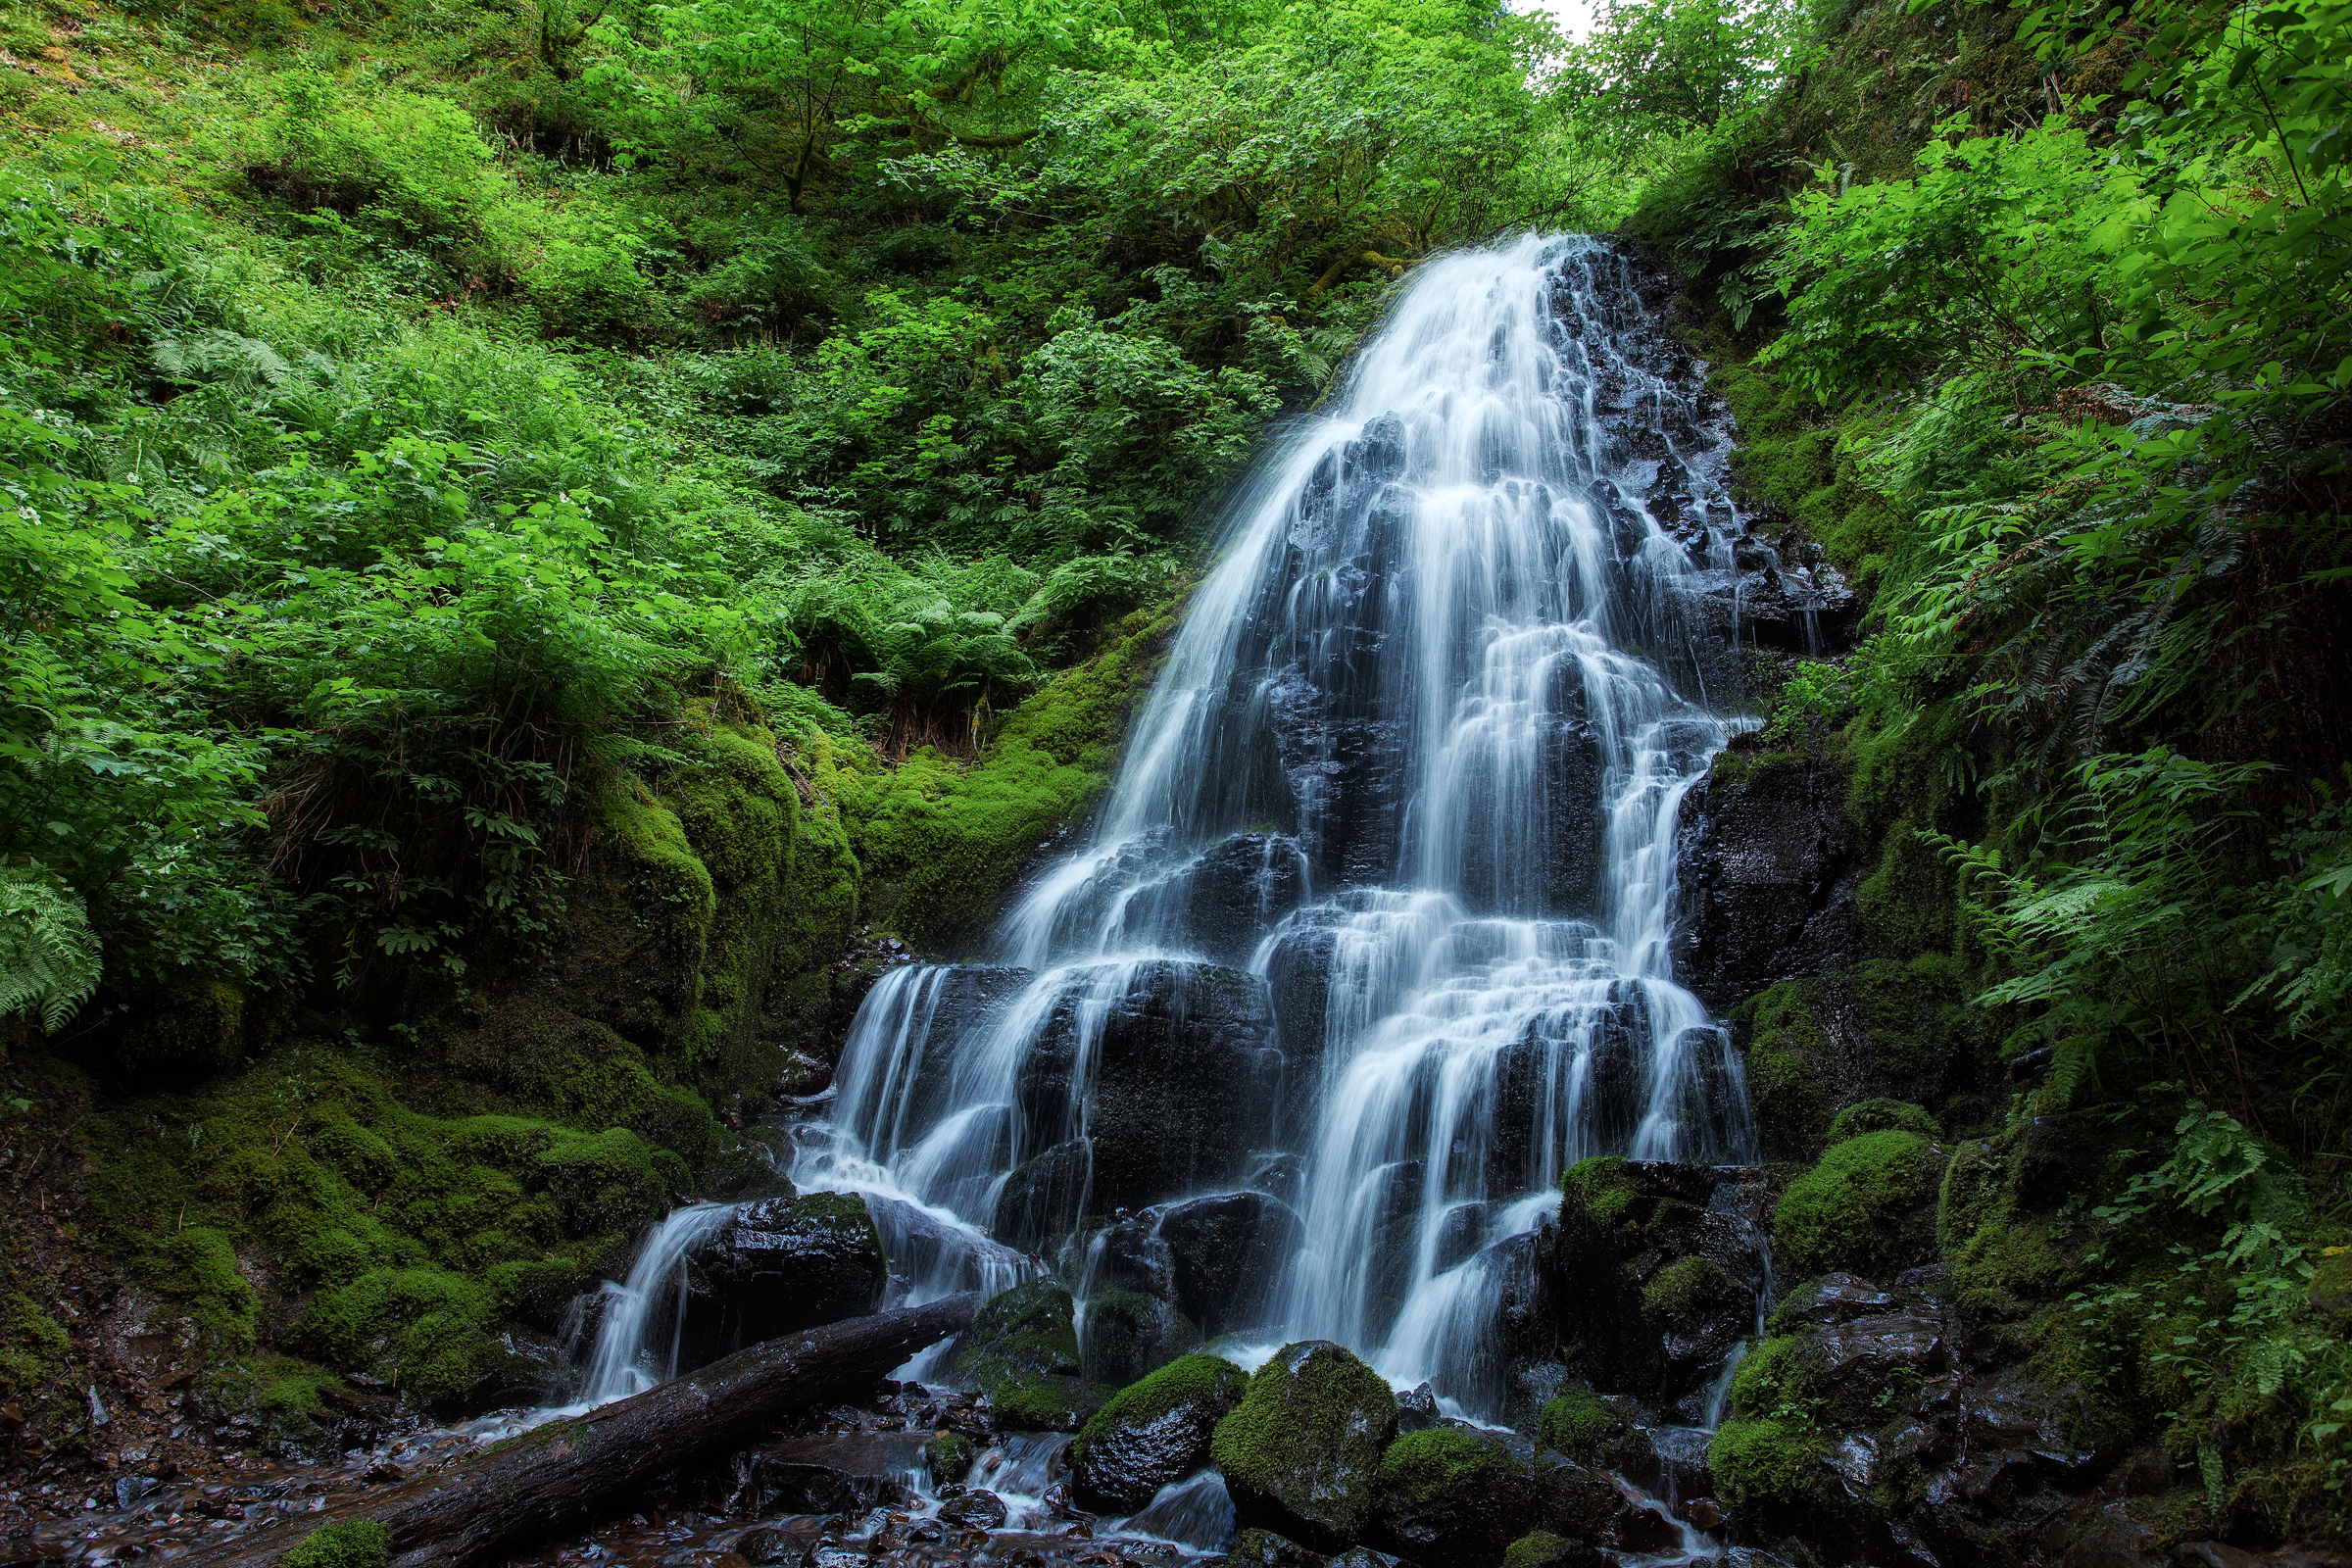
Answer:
0, 0, 2346, 1545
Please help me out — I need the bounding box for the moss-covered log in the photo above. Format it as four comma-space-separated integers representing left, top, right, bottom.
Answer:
176, 1294, 978, 1568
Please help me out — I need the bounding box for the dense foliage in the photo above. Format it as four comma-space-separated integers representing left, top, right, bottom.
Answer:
1, 0, 2348, 1535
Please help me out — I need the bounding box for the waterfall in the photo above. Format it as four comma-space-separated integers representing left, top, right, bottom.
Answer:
793, 232, 1758, 1411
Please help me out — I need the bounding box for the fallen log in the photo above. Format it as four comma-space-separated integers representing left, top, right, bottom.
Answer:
183, 1294, 978, 1568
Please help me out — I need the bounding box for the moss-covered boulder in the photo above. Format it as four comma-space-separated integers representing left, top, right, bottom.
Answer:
1827, 1098, 1939, 1141
1706, 1416, 1836, 1539
1210, 1340, 1399, 1551
673, 1192, 885, 1370
1773, 1128, 1943, 1281
946, 1279, 1098, 1430
1070, 1352, 1247, 1513
1500, 1530, 1601, 1568
1371, 1425, 1538, 1566
1534, 1382, 1653, 1479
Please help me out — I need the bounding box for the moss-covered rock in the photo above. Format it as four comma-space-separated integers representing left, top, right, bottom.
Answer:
1773, 1129, 1942, 1281
1547, 1157, 1763, 1404
947, 1279, 1098, 1430
1070, 1351, 1247, 1513
1224, 1530, 1330, 1567
1210, 1340, 1399, 1551
1534, 1383, 1651, 1476
282, 1519, 390, 1568
1706, 1416, 1836, 1539
1372, 1424, 1537, 1566
923, 1431, 975, 1487
1500, 1530, 1601, 1568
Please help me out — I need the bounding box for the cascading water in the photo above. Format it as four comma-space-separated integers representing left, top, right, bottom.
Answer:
787, 231, 1761, 1415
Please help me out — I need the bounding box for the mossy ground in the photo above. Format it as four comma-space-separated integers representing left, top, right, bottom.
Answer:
12, 602, 1167, 1451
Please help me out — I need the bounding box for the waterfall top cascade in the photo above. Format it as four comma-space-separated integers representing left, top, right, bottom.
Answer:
792, 233, 1760, 1414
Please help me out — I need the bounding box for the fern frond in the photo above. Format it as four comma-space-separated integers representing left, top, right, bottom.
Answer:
0, 864, 102, 1034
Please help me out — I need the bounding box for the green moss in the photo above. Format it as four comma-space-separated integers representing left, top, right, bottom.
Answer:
1559, 1155, 1638, 1231
1707, 1417, 1835, 1534
1732, 981, 1836, 1162
1641, 1255, 1740, 1333
1502, 1531, 1597, 1568
282, 1519, 390, 1568
1377, 1425, 1517, 1508
82, 1044, 702, 1419
1727, 1334, 1817, 1417
951, 1280, 1093, 1429
924, 1431, 975, 1487
1828, 1099, 1940, 1142
0, 1292, 71, 1398
1773, 1129, 1941, 1281
1533, 1382, 1646, 1476
1072, 1352, 1245, 1463
1208, 1341, 1398, 1542
1708, 350, 1904, 591
1936, 1128, 2081, 1315
161, 1226, 259, 1349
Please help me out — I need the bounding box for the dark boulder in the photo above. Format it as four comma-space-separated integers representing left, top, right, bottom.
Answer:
992, 1139, 1093, 1254
1159, 1191, 1306, 1337
674, 1193, 886, 1372
936, 1487, 1009, 1529
1081, 1287, 1200, 1388
1670, 748, 1861, 1003
1089, 961, 1285, 1209
1211, 1341, 1400, 1551
1070, 1352, 1249, 1514
1543, 1157, 1766, 1408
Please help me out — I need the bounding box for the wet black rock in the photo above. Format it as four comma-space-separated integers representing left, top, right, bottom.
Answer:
992, 1139, 1094, 1254
674, 1193, 886, 1372
936, 1487, 1010, 1529
1111, 834, 1311, 966
1544, 1158, 1768, 1408
1005, 961, 1284, 1233
1670, 747, 1862, 1002
1080, 1287, 1200, 1388
1211, 1340, 1400, 1552
1070, 1352, 1248, 1513
715, 1433, 927, 1516
1158, 1191, 1306, 1337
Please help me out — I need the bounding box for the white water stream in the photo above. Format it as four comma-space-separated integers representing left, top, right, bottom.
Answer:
771, 232, 1759, 1416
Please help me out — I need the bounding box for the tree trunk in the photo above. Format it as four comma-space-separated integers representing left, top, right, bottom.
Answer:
183, 1295, 978, 1568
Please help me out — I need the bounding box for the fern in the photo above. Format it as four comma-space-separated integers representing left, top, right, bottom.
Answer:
0, 864, 102, 1034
